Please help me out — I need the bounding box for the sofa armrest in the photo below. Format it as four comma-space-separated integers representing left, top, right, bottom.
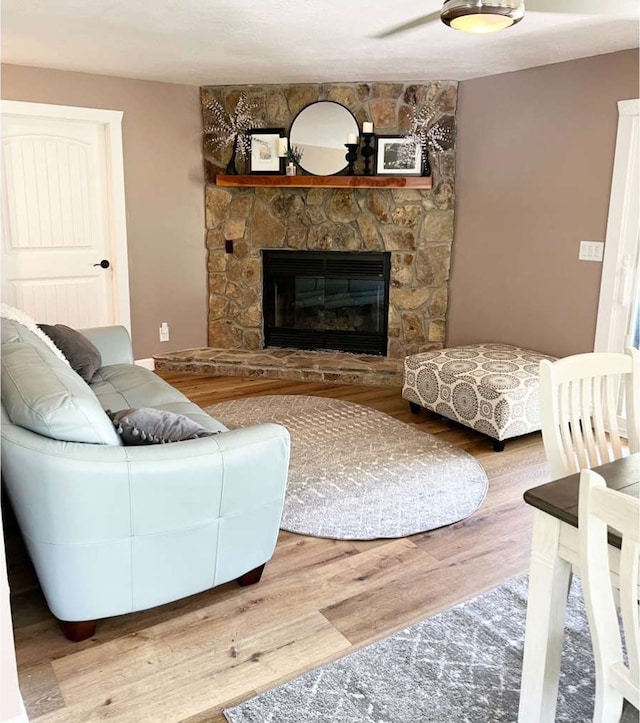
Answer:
1, 420, 290, 619
0, 422, 290, 544
79, 326, 134, 366
212, 424, 291, 517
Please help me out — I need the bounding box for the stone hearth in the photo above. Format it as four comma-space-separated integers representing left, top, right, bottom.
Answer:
153, 348, 403, 387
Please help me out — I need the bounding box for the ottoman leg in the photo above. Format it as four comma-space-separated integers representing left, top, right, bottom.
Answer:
493, 439, 506, 452
409, 402, 421, 415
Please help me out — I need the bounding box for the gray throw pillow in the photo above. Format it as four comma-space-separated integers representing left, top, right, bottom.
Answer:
106, 407, 220, 445
38, 324, 102, 383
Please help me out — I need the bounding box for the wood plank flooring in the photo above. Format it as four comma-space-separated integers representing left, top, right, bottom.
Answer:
6, 374, 551, 722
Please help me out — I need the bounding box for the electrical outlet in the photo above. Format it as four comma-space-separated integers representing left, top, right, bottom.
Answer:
159, 322, 169, 342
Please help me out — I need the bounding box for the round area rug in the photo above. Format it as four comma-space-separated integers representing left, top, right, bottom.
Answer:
206, 395, 488, 540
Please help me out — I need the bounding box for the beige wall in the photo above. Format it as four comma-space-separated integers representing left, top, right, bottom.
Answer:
3, 51, 638, 360
1, 64, 207, 359
449, 49, 639, 357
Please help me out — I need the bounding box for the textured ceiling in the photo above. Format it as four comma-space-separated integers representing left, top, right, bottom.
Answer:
1, 0, 638, 86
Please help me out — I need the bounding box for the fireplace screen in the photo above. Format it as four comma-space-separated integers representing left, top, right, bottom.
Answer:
263, 250, 390, 355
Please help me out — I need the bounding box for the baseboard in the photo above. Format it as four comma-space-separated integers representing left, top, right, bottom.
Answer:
3, 698, 28, 723
135, 358, 155, 370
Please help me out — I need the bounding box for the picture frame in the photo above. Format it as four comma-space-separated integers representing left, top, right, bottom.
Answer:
375, 135, 423, 176
249, 127, 285, 174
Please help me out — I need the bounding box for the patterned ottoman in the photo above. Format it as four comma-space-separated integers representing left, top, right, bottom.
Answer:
402, 343, 557, 451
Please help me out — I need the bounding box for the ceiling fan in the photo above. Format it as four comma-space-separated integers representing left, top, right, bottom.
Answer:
375, 0, 639, 37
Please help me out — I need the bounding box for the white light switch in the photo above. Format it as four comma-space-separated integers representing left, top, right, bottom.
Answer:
579, 241, 604, 262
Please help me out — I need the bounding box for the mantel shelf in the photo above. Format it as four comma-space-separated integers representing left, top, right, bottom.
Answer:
215, 174, 432, 189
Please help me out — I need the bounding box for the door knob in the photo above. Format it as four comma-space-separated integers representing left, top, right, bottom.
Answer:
93, 259, 110, 269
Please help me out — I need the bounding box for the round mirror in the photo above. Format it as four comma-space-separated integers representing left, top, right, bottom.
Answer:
289, 101, 359, 176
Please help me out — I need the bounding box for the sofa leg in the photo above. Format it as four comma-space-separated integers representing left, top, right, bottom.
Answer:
493, 439, 506, 452
59, 619, 97, 642
237, 564, 266, 587
408, 402, 421, 415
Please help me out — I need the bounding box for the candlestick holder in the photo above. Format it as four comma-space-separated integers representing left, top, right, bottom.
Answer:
421, 147, 432, 177
361, 133, 375, 176
344, 143, 358, 175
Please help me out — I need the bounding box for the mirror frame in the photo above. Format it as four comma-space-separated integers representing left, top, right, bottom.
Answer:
289, 101, 359, 176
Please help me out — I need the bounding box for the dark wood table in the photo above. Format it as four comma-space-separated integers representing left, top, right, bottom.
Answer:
518, 453, 640, 722
524, 453, 640, 547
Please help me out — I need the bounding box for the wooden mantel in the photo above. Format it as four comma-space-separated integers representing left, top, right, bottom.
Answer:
215, 174, 432, 189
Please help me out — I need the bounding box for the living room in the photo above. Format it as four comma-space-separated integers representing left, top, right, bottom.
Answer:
1, 1, 639, 721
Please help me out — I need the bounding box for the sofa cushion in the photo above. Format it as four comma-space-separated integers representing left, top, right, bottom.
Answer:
1, 318, 121, 445
38, 323, 102, 383
1, 303, 70, 364
107, 407, 221, 445
90, 364, 228, 434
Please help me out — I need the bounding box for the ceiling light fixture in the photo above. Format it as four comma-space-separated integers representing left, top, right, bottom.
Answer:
441, 0, 525, 33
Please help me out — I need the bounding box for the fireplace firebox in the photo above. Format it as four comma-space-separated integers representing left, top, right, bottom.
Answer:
262, 250, 391, 355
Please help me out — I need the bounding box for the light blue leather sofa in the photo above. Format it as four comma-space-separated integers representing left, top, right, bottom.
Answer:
1, 316, 290, 640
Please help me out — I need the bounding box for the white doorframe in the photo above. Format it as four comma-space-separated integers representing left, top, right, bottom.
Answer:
594, 98, 639, 353
1, 100, 131, 332
1, 514, 28, 723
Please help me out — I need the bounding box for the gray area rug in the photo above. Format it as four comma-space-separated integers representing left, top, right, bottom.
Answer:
206, 395, 488, 540
224, 575, 638, 723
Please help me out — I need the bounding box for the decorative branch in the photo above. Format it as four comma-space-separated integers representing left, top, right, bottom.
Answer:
202, 94, 263, 158
400, 101, 454, 168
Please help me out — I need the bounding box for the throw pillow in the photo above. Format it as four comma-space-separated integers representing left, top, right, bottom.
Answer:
106, 407, 220, 445
38, 324, 102, 383
1, 319, 121, 446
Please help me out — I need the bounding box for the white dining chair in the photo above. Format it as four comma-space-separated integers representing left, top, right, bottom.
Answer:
519, 347, 639, 722
539, 349, 640, 480
578, 468, 640, 722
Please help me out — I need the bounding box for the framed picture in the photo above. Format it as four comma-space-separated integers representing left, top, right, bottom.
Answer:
375, 135, 423, 176
249, 127, 285, 174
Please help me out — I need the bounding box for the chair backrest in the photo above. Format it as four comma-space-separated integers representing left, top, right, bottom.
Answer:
539, 349, 640, 479
578, 469, 640, 719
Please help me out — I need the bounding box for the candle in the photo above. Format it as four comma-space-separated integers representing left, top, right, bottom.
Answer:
347, 133, 358, 145
363, 121, 374, 134
278, 137, 288, 157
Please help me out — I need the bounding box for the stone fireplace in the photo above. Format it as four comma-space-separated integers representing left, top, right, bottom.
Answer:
201, 80, 457, 362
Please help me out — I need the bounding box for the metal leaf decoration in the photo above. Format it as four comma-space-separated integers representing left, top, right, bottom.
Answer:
203, 94, 263, 158
400, 101, 455, 168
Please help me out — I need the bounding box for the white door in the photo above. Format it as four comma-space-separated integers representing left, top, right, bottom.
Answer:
594, 98, 639, 355
594, 98, 640, 433
1, 101, 130, 330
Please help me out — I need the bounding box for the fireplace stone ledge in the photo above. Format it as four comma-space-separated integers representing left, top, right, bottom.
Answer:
153, 347, 403, 387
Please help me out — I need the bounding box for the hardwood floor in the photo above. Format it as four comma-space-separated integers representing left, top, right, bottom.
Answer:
7, 374, 551, 722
